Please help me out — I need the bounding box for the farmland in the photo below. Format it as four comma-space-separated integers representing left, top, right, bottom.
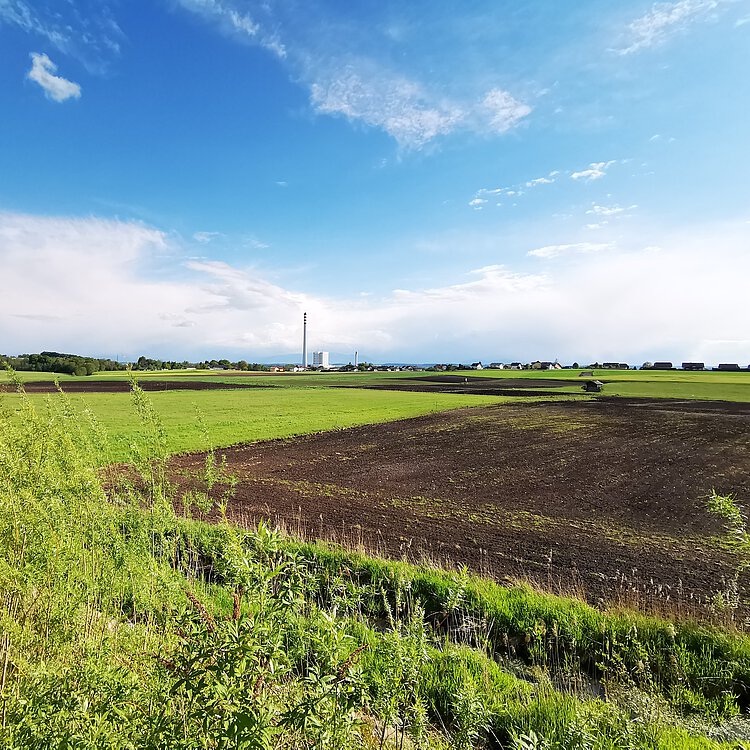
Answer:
2, 367, 750, 748
170, 397, 750, 617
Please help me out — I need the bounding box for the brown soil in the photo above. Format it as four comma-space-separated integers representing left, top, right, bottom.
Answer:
3, 380, 274, 394
171, 399, 750, 615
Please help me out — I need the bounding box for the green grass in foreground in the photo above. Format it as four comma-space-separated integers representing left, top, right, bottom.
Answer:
1, 382, 748, 748
0, 386, 509, 463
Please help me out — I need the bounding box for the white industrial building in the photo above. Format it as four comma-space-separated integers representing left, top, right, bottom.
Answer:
312, 351, 330, 369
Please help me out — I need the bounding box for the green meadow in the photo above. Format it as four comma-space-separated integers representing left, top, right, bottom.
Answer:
0, 386, 509, 463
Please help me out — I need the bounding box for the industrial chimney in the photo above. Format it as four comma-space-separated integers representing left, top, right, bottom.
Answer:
302, 312, 307, 368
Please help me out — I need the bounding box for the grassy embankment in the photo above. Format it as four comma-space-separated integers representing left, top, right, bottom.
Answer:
2, 377, 750, 747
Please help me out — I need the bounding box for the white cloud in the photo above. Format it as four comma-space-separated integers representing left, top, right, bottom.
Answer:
474, 169, 559, 207
26, 53, 81, 102
309, 67, 465, 148
586, 204, 638, 217
308, 69, 531, 148
481, 89, 532, 134
174, 2, 530, 149
1, 3, 122, 72
618, 0, 729, 55
175, 0, 285, 58
527, 242, 613, 259
245, 236, 270, 250
468, 198, 487, 209
193, 231, 222, 244
526, 177, 554, 187
3, 210, 749, 363
571, 161, 616, 181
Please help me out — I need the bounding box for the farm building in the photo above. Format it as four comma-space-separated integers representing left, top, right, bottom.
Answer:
717, 363, 741, 371
682, 362, 705, 371
470, 362, 483, 370
487, 363, 506, 369
652, 362, 674, 370
579, 371, 594, 377
509, 362, 523, 370
602, 362, 630, 370
582, 380, 604, 392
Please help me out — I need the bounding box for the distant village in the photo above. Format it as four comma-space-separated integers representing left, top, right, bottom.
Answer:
288, 355, 750, 374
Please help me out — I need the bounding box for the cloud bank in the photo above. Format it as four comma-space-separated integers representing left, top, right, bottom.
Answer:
1, 211, 749, 364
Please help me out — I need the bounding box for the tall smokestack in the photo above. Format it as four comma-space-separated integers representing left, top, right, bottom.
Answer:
302, 312, 307, 368
354, 350, 358, 368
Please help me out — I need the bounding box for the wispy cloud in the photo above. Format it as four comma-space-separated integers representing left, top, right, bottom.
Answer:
1, 1, 123, 71
586, 204, 637, 217
571, 161, 616, 181
618, 0, 729, 55
309, 67, 465, 148
193, 231, 223, 244
174, 1, 531, 149
27, 53, 81, 102
526, 176, 554, 187
481, 89, 532, 134
309, 67, 532, 148
472, 169, 557, 208
174, 0, 285, 58
527, 241, 613, 259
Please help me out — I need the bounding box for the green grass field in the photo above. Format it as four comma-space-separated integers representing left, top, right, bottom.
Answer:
0, 387, 511, 463
3, 366, 749, 467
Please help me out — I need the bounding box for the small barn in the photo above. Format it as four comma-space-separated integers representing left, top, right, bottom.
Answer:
682, 362, 705, 371
579, 370, 594, 378
582, 380, 604, 393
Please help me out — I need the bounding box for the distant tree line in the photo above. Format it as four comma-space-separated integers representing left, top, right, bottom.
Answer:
131, 356, 271, 372
0, 352, 127, 377
0, 352, 281, 376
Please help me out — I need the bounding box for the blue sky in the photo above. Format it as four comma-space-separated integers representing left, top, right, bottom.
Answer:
1, 0, 749, 364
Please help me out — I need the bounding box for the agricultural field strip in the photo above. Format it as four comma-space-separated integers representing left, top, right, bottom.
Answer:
4, 366, 750, 402
203, 472, 730, 557
0, 387, 514, 464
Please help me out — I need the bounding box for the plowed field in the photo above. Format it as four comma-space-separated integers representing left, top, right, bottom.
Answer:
172, 398, 750, 614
